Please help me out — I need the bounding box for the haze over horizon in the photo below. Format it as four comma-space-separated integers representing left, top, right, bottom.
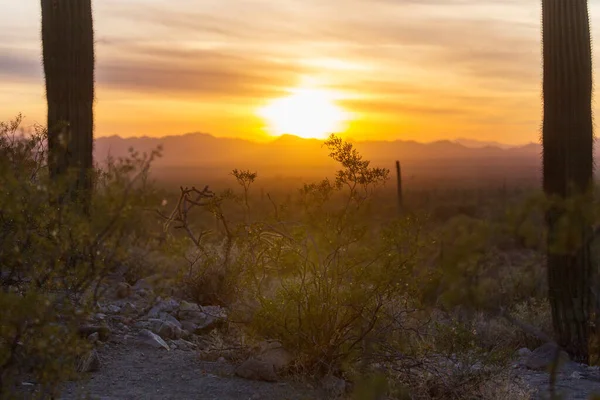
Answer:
3, 1, 600, 144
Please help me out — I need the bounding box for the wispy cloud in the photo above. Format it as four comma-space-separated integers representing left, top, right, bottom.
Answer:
0, 0, 596, 143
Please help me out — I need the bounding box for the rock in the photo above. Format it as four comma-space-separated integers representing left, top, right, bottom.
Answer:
180, 321, 198, 333
106, 304, 121, 314
115, 282, 132, 299
116, 322, 130, 332
148, 319, 182, 340
94, 313, 107, 321
146, 299, 180, 318
79, 324, 111, 341
133, 321, 150, 330
133, 278, 153, 291
181, 329, 191, 340
525, 342, 570, 371
137, 329, 170, 350
320, 375, 347, 397
516, 348, 532, 358
177, 303, 208, 327
171, 339, 196, 351
178, 310, 208, 326
513, 348, 532, 368
202, 305, 226, 318
120, 302, 137, 315
179, 301, 201, 312
158, 312, 182, 329
87, 332, 100, 344
177, 304, 227, 333
255, 341, 293, 372
77, 349, 101, 373
235, 358, 278, 382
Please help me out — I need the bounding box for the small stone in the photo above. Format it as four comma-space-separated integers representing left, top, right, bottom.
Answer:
107, 304, 121, 314
148, 319, 182, 340
255, 341, 293, 372
180, 321, 198, 333
87, 332, 99, 344
525, 342, 570, 371
121, 302, 137, 315
137, 329, 170, 351
79, 325, 111, 341
133, 321, 150, 330
116, 322, 129, 331
160, 312, 182, 329
179, 301, 201, 312
516, 348, 532, 357
570, 371, 583, 379
147, 298, 180, 318
115, 282, 131, 299
133, 278, 153, 291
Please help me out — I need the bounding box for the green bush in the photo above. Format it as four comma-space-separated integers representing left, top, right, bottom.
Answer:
0, 116, 161, 398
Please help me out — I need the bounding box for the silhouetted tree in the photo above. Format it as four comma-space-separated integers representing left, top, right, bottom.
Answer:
542, 0, 594, 363
41, 0, 95, 211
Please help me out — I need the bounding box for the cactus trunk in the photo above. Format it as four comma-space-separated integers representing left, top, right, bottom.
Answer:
41, 0, 95, 211
396, 160, 403, 214
542, 0, 594, 363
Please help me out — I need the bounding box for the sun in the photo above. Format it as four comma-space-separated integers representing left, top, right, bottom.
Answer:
258, 87, 350, 139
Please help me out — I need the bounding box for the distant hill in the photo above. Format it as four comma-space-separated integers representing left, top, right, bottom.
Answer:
92, 133, 561, 188
452, 138, 526, 149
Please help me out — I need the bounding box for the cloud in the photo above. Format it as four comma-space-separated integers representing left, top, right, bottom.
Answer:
1, 0, 544, 97
0, 0, 587, 143
91, 0, 543, 97
0, 51, 40, 80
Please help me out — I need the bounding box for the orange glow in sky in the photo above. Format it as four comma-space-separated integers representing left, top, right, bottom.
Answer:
3, 1, 600, 144
258, 84, 351, 139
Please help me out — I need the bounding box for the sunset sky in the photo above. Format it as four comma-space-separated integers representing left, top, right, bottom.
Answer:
1, 0, 600, 144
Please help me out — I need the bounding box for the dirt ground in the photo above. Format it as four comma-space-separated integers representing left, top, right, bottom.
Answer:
60, 341, 325, 400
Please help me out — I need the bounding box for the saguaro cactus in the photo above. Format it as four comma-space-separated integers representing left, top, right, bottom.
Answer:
542, 0, 594, 362
395, 160, 403, 214
41, 0, 95, 210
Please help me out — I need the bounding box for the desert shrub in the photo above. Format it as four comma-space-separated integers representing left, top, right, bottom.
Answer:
501, 194, 546, 251
432, 214, 494, 310
160, 185, 246, 305
226, 136, 431, 375
0, 116, 161, 397
160, 134, 552, 398
161, 135, 428, 375
359, 314, 524, 400
509, 298, 552, 349
426, 207, 547, 317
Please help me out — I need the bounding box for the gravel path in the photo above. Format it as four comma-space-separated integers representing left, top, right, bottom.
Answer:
58, 340, 600, 400
518, 363, 600, 400
60, 341, 324, 400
